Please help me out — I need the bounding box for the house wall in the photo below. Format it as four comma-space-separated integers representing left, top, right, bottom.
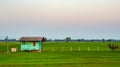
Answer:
21, 41, 42, 51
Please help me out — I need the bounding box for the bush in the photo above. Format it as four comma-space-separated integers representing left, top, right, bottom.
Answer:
108, 43, 119, 51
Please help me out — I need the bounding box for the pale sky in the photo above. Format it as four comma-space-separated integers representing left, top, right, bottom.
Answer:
0, 0, 120, 39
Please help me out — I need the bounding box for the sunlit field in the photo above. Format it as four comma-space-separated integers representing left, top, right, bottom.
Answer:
0, 42, 120, 67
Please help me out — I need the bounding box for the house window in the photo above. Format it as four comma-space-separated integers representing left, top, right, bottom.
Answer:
33, 42, 36, 46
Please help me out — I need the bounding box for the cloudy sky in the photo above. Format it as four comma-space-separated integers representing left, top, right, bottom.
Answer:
0, 0, 120, 39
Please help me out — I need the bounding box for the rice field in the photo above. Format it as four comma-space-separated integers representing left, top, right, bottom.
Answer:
0, 42, 120, 67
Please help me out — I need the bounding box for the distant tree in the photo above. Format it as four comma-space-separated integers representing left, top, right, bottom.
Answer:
108, 43, 119, 51
48, 38, 52, 42
77, 39, 81, 42
81, 39, 84, 42
54, 39, 60, 42
43, 37, 47, 42
101, 39, 105, 42
90, 39, 94, 42
5, 36, 8, 41
107, 39, 112, 42
65, 37, 71, 43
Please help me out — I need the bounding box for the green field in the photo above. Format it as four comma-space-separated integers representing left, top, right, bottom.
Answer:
0, 42, 120, 67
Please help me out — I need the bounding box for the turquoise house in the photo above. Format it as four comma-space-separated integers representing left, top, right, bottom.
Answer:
19, 37, 45, 52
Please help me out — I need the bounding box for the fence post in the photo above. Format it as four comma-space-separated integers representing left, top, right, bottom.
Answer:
70, 47, 72, 51
52, 47, 54, 52
106, 48, 108, 51
61, 47, 63, 52
97, 46, 99, 51
88, 46, 90, 51
42, 48, 44, 52
79, 47, 80, 51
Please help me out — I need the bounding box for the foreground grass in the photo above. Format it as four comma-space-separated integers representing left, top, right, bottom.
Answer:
0, 51, 120, 67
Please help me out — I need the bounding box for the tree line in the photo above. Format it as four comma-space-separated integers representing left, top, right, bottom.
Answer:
47, 37, 120, 42
0, 37, 120, 42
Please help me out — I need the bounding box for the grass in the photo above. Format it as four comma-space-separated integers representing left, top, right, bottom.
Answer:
43, 42, 120, 52
0, 42, 120, 67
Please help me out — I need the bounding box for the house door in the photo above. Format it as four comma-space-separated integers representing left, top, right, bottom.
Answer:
33, 42, 36, 46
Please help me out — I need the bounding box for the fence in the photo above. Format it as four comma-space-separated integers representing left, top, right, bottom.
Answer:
0, 45, 119, 53
42, 46, 116, 52
0, 42, 20, 53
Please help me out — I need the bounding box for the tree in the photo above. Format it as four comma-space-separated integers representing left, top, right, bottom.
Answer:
77, 39, 81, 42
65, 37, 71, 43
42, 37, 47, 42
48, 38, 53, 42
101, 39, 105, 42
5, 36, 8, 41
107, 39, 112, 42
108, 43, 119, 51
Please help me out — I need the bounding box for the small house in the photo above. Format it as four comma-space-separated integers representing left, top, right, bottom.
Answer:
19, 37, 45, 52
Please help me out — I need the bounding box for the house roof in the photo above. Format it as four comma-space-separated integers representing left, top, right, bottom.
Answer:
19, 37, 45, 41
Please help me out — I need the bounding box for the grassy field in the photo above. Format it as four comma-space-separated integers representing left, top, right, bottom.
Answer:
0, 42, 120, 67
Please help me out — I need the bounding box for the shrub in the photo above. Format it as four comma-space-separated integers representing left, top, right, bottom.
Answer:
108, 43, 119, 51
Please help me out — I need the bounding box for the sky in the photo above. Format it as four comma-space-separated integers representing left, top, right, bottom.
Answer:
0, 0, 120, 40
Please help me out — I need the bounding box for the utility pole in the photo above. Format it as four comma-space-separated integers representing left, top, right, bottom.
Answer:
5, 36, 8, 53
